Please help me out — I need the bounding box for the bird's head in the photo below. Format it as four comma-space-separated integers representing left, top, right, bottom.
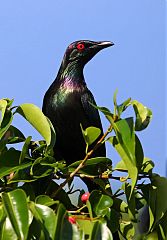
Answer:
62, 40, 114, 68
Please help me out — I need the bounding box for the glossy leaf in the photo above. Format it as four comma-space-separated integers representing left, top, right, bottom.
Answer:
91, 221, 113, 240
1, 217, 18, 240
35, 195, 57, 207
35, 203, 57, 239
81, 126, 101, 146
89, 190, 113, 217
16, 103, 56, 147
2, 189, 29, 240
131, 100, 152, 131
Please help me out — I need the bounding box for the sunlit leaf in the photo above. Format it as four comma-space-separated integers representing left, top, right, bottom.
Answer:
0, 99, 8, 124
131, 100, 152, 131
16, 103, 56, 147
81, 126, 101, 147
2, 189, 29, 240
108, 118, 138, 197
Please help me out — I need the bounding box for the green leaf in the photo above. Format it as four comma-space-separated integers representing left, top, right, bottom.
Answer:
76, 218, 94, 238
19, 136, 32, 164
68, 157, 112, 177
0, 109, 13, 139
140, 157, 154, 174
1, 217, 18, 240
114, 159, 127, 171
89, 191, 113, 217
81, 126, 101, 147
90, 103, 114, 123
149, 175, 167, 230
35, 203, 57, 240
69, 157, 112, 169
0, 148, 32, 179
122, 183, 137, 221
16, 103, 56, 147
0, 99, 8, 124
119, 221, 135, 239
91, 221, 113, 240
35, 195, 58, 207
131, 100, 152, 131
2, 125, 25, 144
108, 118, 138, 197
117, 97, 131, 116
2, 189, 29, 240
55, 203, 66, 239
106, 208, 120, 233
86, 200, 93, 219
112, 198, 128, 213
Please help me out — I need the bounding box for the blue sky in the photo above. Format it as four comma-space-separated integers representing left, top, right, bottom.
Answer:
0, 1, 166, 177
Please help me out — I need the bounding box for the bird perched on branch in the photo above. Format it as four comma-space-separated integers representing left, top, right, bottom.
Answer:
42, 40, 114, 191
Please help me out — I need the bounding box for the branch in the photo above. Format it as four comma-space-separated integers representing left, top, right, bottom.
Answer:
51, 122, 114, 198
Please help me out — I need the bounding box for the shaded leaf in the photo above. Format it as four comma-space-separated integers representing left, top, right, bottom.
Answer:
0, 109, 13, 139
0, 148, 32, 179
2, 125, 25, 144
19, 136, 32, 164
55, 203, 66, 239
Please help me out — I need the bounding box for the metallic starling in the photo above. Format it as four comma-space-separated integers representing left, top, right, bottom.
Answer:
42, 40, 114, 191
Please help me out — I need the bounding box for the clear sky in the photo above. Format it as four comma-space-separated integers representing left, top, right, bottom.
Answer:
0, 1, 166, 177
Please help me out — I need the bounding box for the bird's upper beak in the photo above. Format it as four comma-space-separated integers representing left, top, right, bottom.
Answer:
90, 41, 114, 51
96, 41, 114, 49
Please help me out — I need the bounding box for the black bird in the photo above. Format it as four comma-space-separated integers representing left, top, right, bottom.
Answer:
42, 40, 114, 191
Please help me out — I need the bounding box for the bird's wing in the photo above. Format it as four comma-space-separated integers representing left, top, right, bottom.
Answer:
81, 90, 103, 130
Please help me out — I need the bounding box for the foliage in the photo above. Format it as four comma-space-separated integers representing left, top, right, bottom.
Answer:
0, 95, 166, 240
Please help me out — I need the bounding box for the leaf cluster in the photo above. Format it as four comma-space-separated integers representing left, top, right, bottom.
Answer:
0, 95, 166, 240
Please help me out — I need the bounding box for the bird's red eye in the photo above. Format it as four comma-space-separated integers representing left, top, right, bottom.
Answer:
76, 43, 85, 51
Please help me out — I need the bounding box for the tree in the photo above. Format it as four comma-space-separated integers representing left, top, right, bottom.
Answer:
0, 94, 166, 239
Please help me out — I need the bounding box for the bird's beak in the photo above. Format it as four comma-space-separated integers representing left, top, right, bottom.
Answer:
90, 41, 114, 51
97, 41, 114, 49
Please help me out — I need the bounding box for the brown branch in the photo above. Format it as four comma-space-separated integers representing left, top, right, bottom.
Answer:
51, 123, 114, 198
